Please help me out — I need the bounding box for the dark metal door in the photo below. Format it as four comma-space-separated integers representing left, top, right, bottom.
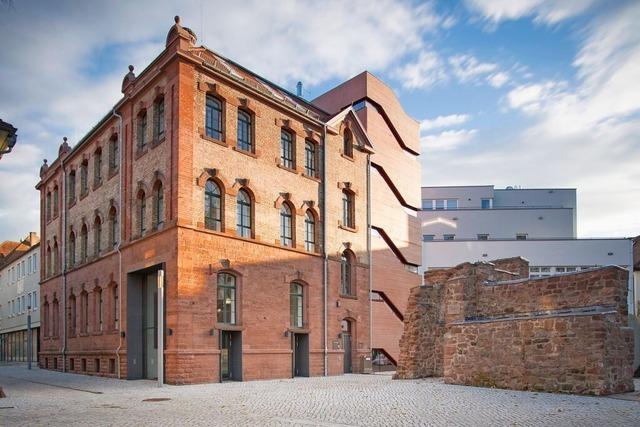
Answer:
221, 331, 231, 380
343, 332, 352, 373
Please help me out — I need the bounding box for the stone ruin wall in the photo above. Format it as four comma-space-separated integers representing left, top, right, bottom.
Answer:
396, 257, 634, 395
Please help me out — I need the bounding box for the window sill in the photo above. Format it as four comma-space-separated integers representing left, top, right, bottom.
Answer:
151, 136, 165, 148
339, 224, 358, 233
232, 146, 257, 158
215, 323, 244, 331
108, 168, 119, 181
93, 180, 103, 191
276, 162, 299, 174
301, 173, 321, 183
79, 191, 89, 201
68, 199, 77, 209
135, 147, 148, 160
341, 153, 355, 162
339, 294, 358, 300
200, 133, 227, 147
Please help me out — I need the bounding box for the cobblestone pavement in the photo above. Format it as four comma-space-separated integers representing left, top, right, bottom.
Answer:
0, 365, 638, 426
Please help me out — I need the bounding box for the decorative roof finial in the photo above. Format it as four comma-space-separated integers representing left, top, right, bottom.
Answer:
128, 65, 134, 72
174, 15, 181, 25
58, 136, 71, 157
63, 136, 67, 143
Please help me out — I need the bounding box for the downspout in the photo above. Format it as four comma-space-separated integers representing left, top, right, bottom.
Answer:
322, 124, 328, 376
366, 154, 372, 360
60, 152, 67, 372
112, 108, 124, 379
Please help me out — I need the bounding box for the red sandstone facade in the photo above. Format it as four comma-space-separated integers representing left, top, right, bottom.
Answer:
396, 258, 635, 395
36, 17, 420, 383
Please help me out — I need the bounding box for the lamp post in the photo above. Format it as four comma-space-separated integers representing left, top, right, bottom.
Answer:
27, 305, 32, 370
0, 118, 18, 160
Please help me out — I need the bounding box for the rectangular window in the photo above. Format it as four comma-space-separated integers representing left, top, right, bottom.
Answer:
80, 163, 88, 195
477, 234, 489, 240
153, 98, 165, 141
109, 139, 119, 172
342, 191, 355, 228
516, 234, 527, 240
33, 253, 37, 273
555, 267, 566, 273
236, 110, 252, 152
137, 113, 147, 150
27, 256, 32, 274
481, 198, 492, 209
435, 199, 445, 210
205, 96, 223, 140
422, 235, 434, 241
27, 293, 31, 310
280, 130, 294, 169
217, 285, 236, 324
94, 151, 102, 185
33, 291, 38, 309
446, 199, 458, 209
443, 234, 455, 241
304, 140, 317, 177
421, 199, 434, 210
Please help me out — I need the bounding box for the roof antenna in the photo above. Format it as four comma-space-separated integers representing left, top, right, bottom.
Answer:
296, 81, 303, 98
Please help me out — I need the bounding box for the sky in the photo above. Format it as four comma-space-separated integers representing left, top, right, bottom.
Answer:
0, 0, 639, 242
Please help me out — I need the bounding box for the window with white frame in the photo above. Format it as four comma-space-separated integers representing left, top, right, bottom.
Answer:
443, 234, 455, 241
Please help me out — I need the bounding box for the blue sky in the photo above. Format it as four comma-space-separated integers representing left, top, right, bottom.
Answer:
0, 0, 639, 242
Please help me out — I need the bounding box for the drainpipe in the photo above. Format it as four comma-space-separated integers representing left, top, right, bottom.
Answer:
112, 108, 124, 379
60, 152, 67, 372
366, 153, 372, 359
321, 124, 328, 376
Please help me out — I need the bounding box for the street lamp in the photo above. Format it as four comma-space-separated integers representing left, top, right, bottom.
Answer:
0, 118, 18, 159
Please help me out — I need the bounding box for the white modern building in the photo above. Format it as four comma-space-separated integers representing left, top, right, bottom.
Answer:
0, 232, 40, 363
420, 185, 635, 315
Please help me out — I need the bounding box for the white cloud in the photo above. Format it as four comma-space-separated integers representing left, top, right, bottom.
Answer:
393, 50, 448, 89
427, 2, 640, 237
420, 114, 471, 131
449, 54, 498, 82
0, 0, 443, 241
421, 129, 477, 151
465, 0, 599, 25
487, 72, 510, 88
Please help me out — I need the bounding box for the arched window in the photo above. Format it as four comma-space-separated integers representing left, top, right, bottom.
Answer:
343, 128, 353, 157
80, 160, 89, 195
341, 250, 354, 296
94, 147, 102, 186
46, 192, 52, 221
52, 298, 59, 338
236, 189, 252, 238
81, 291, 89, 333
52, 240, 59, 274
237, 110, 252, 152
204, 180, 222, 231
153, 97, 165, 141
43, 300, 50, 337
304, 210, 316, 252
290, 283, 303, 328
342, 190, 355, 229
153, 182, 164, 229
69, 294, 77, 336
280, 129, 294, 169
109, 136, 119, 172
304, 140, 317, 177
137, 190, 146, 236
68, 232, 76, 268
205, 95, 223, 140
109, 206, 118, 247
217, 273, 236, 324
80, 224, 88, 263
112, 284, 119, 329
46, 245, 52, 277
96, 287, 103, 332
67, 170, 76, 206
94, 216, 102, 256
280, 203, 293, 247
137, 111, 148, 150
53, 186, 59, 217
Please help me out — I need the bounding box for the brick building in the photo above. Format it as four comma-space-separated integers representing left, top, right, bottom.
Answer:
36, 17, 420, 383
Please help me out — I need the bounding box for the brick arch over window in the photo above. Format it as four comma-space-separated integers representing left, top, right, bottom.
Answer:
196, 168, 232, 190
273, 193, 303, 215
228, 178, 259, 202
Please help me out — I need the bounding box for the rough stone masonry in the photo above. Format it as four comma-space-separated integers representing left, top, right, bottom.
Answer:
395, 257, 635, 395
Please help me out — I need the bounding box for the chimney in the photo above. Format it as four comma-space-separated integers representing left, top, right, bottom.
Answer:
296, 81, 303, 98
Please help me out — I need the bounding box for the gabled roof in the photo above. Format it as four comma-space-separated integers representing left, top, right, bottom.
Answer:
325, 107, 374, 154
